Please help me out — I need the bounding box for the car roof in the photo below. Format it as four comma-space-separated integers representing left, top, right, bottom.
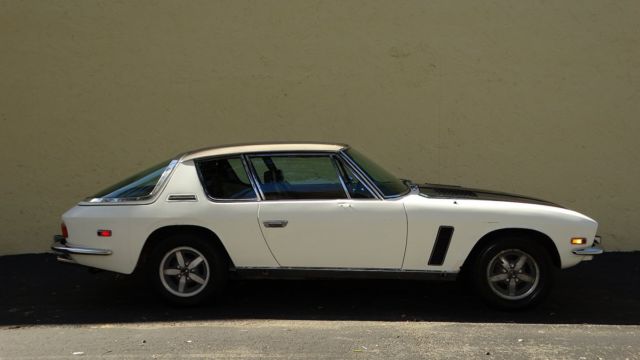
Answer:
180, 142, 349, 161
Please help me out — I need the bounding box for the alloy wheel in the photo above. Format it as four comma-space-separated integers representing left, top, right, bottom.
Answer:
486, 248, 540, 301
159, 246, 210, 297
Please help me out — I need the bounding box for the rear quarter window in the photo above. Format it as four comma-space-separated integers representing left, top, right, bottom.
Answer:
195, 157, 257, 200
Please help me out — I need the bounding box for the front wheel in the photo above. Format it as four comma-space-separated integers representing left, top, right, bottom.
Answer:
147, 233, 227, 306
470, 238, 555, 310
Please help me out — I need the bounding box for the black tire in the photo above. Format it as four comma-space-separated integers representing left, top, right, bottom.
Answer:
146, 232, 228, 306
470, 237, 555, 310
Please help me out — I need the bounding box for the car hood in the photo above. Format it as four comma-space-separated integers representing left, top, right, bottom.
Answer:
418, 183, 563, 208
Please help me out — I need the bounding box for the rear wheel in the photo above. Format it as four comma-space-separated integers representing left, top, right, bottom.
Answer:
471, 237, 554, 310
147, 233, 227, 306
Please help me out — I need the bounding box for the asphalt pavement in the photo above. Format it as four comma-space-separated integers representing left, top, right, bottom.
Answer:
0, 252, 639, 359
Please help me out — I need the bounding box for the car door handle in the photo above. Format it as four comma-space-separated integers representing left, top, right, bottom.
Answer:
263, 220, 289, 228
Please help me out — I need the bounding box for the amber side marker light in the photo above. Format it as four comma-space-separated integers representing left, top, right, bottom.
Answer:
571, 237, 587, 245
97, 229, 112, 237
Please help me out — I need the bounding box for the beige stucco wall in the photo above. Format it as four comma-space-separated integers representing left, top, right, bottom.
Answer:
1, 1, 638, 255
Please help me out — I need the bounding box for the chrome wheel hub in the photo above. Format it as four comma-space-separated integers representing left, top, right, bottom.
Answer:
486, 249, 539, 301
159, 246, 210, 297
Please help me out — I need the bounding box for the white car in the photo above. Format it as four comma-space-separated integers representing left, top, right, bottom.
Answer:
52, 142, 602, 309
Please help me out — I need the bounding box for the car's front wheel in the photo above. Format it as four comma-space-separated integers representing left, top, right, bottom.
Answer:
470, 237, 555, 310
147, 233, 227, 306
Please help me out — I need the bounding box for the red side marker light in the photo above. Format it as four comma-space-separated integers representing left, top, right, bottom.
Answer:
61, 223, 69, 238
97, 229, 112, 237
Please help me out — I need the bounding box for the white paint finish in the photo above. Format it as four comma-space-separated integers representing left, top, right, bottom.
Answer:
63, 204, 148, 273
257, 199, 407, 268
60, 146, 599, 276
63, 161, 278, 273
403, 194, 598, 271
402, 196, 473, 271
162, 161, 279, 269
181, 143, 347, 161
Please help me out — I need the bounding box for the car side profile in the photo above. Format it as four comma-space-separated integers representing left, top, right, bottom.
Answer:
52, 142, 602, 309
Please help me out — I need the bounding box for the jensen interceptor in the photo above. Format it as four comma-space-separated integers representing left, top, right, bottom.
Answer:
52, 143, 602, 309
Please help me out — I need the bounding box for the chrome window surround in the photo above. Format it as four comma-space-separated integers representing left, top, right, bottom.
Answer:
337, 150, 411, 199
78, 147, 403, 206
242, 154, 265, 201
193, 155, 259, 203
80, 159, 180, 206
209, 148, 391, 203
331, 155, 352, 200
244, 152, 355, 202
332, 154, 378, 200
220, 150, 385, 202
337, 151, 386, 199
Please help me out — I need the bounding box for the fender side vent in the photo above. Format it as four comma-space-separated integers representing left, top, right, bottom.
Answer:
428, 226, 454, 266
167, 194, 198, 202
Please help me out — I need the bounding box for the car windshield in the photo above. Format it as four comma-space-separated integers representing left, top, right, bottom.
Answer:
344, 148, 410, 197
88, 159, 176, 201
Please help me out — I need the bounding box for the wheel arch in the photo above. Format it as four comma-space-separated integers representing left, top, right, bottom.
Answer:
462, 228, 561, 272
135, 225, 235, 272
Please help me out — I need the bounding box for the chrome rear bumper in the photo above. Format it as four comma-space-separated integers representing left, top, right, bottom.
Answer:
51, 235, 112, 256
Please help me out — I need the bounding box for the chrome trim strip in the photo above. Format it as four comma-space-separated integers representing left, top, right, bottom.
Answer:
331, 155, 351, 200
572, 247, 604, 256
242, 154, 265, 201
166, 194, 198, 202
246, 151, 339, 157
51, 242, 113, 256
236, 266, 455, 273
233, 266, 457, 280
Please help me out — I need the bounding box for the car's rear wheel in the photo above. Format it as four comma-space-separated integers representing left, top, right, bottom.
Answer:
471, 237, 554, 310
147, 233, 227, 306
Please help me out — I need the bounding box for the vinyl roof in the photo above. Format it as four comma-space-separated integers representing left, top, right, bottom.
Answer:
180, 142, 349, 161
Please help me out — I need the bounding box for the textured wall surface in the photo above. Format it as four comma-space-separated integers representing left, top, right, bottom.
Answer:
1, 1, 639, 254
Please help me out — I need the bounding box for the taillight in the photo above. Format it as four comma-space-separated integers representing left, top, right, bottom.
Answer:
97, 229, 112, 237
61, 223, 69, 238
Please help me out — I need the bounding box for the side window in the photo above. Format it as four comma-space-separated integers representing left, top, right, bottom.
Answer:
335, 158, 376, 199
196, 157, 257, 200
249, 155, 347, 200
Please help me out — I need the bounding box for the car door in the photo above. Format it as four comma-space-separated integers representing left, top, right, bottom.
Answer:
249, 153, 407, 269
194, 156, 278, 267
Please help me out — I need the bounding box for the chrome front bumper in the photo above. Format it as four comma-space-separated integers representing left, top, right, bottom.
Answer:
572, 247, 604, 255
51, 235, 112, 263
572, 236, 604, 256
